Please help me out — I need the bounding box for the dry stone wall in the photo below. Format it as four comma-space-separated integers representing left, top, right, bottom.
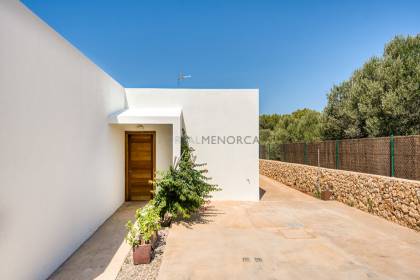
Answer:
260, 159, 420, 231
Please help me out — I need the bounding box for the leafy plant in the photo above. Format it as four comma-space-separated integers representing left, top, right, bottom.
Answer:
313, 188, 321, 199
125, 201, 161, 246
367, 198, 373, 213
125, 219, 141, 247
152, 129, 220, 219
136, 201, 161, 242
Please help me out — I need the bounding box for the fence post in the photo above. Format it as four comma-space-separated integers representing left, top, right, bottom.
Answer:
317, 147, 320, 167
267, 143, 270, 160
335, 139, 340, 169
284, 144, 287, 162
304, 143, 308, 165
390, 134, 395, 177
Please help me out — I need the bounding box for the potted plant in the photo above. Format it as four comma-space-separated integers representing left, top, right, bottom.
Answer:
125, 220, 151, 264
126, 202, 161, 264
321, 189, 333, 200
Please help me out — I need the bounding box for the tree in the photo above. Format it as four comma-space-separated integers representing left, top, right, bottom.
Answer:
259, 114, 282, 130
259, 128, 272, 144
259, 109, 322, 144
322, 35, 420, 139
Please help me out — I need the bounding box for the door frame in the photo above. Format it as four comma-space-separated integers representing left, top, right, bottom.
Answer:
125, 131, 156, 201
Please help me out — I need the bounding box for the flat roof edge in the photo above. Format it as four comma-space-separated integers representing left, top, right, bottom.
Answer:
125, 88, 259, 92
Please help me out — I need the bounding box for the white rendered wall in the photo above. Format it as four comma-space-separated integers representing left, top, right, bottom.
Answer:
126, 88, 260, 201
0, 2, 126, 279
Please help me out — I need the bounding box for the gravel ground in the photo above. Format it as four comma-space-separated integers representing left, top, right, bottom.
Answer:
116, 228, 169, 280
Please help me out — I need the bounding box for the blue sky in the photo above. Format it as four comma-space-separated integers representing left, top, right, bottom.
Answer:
22, 0, 420, 114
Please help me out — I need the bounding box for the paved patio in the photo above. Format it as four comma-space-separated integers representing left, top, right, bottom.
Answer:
157, 175, 420, 280
49, 202, 145, 280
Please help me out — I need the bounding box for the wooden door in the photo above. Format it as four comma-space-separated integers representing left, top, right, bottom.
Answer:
126, 132, 156, 201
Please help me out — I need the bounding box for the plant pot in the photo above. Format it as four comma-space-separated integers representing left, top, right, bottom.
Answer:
132, 244, 152, 265
161, 213, 173, 227
321, 190, 332, 201
150, 231, 158, 249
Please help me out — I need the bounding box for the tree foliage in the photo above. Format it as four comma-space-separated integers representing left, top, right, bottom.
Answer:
261, 35, 420, 142
322, 35, 420, 139
259, 109, 322, 144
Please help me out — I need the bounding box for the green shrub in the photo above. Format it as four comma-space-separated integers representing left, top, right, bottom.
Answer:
125, 219, 141, 247
152, 129, 220, 219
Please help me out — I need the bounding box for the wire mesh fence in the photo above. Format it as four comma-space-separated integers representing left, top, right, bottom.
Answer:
260, 135, 420, 181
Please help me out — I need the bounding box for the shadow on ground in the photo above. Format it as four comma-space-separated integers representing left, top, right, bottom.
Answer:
174, 205, 225, 229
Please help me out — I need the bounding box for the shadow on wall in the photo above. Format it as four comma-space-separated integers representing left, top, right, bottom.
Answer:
259, 187, 266, 200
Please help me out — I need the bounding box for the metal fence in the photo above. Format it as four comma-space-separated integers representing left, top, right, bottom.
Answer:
260, 135, 420, 181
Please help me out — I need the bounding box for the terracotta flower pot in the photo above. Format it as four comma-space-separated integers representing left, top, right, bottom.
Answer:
161, 213, 173, 227
150, 232, 158, 249
321, 190, 332, 201
133, 244, 152, 265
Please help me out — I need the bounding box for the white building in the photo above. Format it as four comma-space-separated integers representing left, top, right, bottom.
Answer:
0, 1, 259, 279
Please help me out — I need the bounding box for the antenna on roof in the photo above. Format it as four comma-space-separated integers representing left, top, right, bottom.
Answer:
177, 72, 192, 88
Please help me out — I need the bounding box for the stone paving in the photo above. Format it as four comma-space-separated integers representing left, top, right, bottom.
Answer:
157, 175, 420, 280
48, 202, 145, 280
